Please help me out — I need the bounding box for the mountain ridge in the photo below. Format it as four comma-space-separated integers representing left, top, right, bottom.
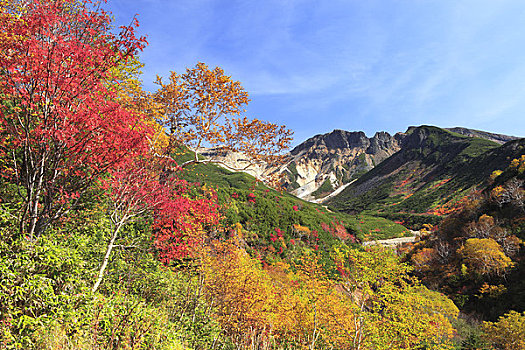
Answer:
327, 126, 525, 226
199, 125, 521, 203
281, 125, 520, 200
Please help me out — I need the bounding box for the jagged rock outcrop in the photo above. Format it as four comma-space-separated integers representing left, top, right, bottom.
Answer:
199, 129, 403, 200
282, 130, 403, 200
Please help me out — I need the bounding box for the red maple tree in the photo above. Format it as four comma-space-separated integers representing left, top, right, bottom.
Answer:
0, 0, 148, 238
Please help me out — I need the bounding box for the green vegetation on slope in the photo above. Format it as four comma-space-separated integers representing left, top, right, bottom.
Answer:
327, 126, 523, 228
311, 177, 334, 198
177, 153, 411, 251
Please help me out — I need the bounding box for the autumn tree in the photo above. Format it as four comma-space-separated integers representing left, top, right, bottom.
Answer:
152, 62, 293, 173
491, 178, 524, 211
333, 246, 458, 349
458, 238, 514, 276
109, 56, 170, 153
464, 214, 521, 257
482, 310, 525, 350
0, 0, 148, 239
90, 153, 220, 292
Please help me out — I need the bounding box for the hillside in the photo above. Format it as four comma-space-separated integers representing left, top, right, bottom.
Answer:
281, 130, 403, 199
327, 126, 524, 227
446, 127, 520, 144
202, 126, 520, 203
3, 1, 525, 349
405, 154, 525, 321
175, 148, 412, 249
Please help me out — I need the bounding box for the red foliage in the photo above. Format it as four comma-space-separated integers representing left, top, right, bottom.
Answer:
0, 0, 148, 237
321, 220, 353, 241
335, 260, 348, 277
153, 183, 220, 263
431, 178, 451, 189
100, 154, 220, 263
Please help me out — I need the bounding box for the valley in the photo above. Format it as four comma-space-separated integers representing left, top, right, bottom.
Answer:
1, 1, 524, 348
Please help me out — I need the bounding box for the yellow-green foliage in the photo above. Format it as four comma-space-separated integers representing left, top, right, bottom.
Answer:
333, 246, 458, 350
199, 240, 459, 350
458, 238, 514, 276
510, 155, 525, 173
482, 311, 525, 350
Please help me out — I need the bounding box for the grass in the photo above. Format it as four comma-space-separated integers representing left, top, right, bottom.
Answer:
312, 178, 334, 198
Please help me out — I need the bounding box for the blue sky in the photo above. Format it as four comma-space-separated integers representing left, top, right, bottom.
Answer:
105, 0, 525, 146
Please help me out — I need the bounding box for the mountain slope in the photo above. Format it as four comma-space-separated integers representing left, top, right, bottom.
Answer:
445, 127, 520, 144
174, 148, 411, 252
199, 126, 520, 203
327, 126, 525, 225
281, 130, 402, 200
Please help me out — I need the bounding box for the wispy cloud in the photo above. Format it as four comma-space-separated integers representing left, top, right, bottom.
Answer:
105, 0, 525, 141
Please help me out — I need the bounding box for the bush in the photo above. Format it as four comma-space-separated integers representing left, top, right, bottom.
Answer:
482, 311, 525, 350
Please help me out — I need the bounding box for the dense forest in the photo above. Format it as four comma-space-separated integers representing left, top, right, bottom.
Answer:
0, 1, 524, 349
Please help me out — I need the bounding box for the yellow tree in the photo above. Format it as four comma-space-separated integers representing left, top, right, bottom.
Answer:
333, 246, 458, 349
153, 62, 293, 172
482, 311, 525, 350
199, 238, 278, 348
458, 238, 514, 276
289, 252, 361, 349
109, 57, 169, 153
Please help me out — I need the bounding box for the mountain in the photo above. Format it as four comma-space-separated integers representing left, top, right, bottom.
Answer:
327, 126, 525, 226
200, 129, 405, 200
277, 126, 520, 201
281, 130, 403, 200
175, 147, 411, 245
198, 125, 521, 206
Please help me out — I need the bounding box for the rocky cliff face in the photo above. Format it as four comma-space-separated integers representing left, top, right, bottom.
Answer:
282, 130, 403, 200
199, 129, 403, 200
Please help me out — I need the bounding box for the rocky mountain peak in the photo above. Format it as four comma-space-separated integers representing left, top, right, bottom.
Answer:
200, 125, 520, 203
291, 129, 370, 155
367, 131, 398, 155
283, 129, 402, 200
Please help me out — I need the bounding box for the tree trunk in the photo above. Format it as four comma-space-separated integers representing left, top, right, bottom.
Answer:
92, 221, 124, 293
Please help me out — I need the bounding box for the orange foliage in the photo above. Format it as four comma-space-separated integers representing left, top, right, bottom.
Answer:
426, 196, 470, 216
431, 178, 451, 189
152, 62, 293, 172
292, 224, 311, 236
411, 247, 436, 272
199, 241, 359, 349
